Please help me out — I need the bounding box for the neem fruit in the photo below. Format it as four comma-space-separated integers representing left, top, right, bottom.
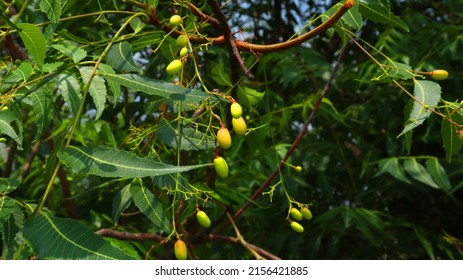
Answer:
174, 239, 187, 260
176, 35, 188, 48
290, 221, 304, 233
230, 102, 242, 119
214, 156, 229, 178
290, 208, 303, 221
301, 207, 312, 220
294, 166, 302, 172
430, 70, 449, 80
179, 47, 188, 58
170, 15, 182, 27
166, 59, 182, 75
196, 210, 211, 228
217, 127, 232, 149
232, 117, 247, 136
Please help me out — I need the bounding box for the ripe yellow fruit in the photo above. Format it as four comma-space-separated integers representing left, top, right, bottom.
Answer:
457, 130, 463, 141
232, 117, 247, 136
179, 47, 188, 58
196, 210, 211, 228
217, 127, 232, 149
430, 70, 449, 80
174, 239, 187, 260
290, 221, 304, 233
230, 102, 242, 119
290, 208, 303, 221
170, 15, 182, 27
213, 156, 229, 178
301, 207, 312, 220
176, 35, 189, 48
166, 59, 182, 75
294, 165, 302, 172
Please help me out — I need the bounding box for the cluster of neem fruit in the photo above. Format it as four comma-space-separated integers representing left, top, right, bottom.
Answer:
166, 15, 189, 75
289, 206, 312, 233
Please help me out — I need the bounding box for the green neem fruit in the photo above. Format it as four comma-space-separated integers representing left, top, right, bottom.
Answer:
217, 127, 232, 149
170, 15, 182, 27
176, 35, 189, 48
290, 208, 303, 221
230, 102, 242, 119
290, 221, 304, 233
232, 117, 247, 136
196, 210, 211, 228
179, 47, 188, 58
214, 156, 229, 178
166, 59, 182, 75
174, 239, 188, 260
294, 166, 302, 172
430, 70, 449, 80
301, 207, 312, 220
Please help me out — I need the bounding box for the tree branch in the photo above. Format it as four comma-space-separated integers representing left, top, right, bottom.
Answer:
95, 228, 164, 242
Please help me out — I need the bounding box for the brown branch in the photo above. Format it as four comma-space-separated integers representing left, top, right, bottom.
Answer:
187, 2, 221, 28
96, 228, 165, 242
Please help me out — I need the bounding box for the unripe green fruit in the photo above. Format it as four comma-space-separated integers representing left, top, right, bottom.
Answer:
232, 117, 247, 136
290, 208, 303, 221
294, 166, 302, 172
176, 35, 189, 48
217, 127, 232, 149
174, 239, 187, 260
430, 70, 449, 80
166, 59, 182, 75
179, 47, 188, 58
196, 210, 211, 228
457, 130, 463, 141
230, 102, 242, 119
290, 221, 304, 233
301, 207, 312, 220
170, 15, 182, 27
213, 156, 229, 178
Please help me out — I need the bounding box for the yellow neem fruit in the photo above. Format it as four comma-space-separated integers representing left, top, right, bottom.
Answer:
166, 59, 182, 75
290, 221, 304, 233
294, 166, 302, 172
179, 47, 188, 58
214, 156, 229, 178
232, 117, 247, 136
430, 70, 449, 80
196, 210, 212, 228
301, 207, 312, 220
457, 130, 463, 141
174, 239, 188, 260
230, 102, 242, 119
170, 15, 182, 27
290, 208, 303, 221
176, 35, 189, 48
217, 127, 232, 149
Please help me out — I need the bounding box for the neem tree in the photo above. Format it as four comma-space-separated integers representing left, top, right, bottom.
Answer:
0, 0, 460, 259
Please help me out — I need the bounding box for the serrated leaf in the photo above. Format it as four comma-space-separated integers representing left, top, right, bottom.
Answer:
23, 213, 136, 260
12, 62, 33, 81
130, 17, 146, 35
52, 43, 87, 63
375, 157, 411, 183
41, 62, 64, 73
98, 63, 121, 104
324, 1, 363, 31
28, 88, 53, 138
1, 203, 28, 260
425, 158, 451, 191
56, 73, 82, 116
106, 41, 142, 73
237, 85, 265, 107
0, 177, 21, 194
209, 63, 232, 87
359, 0, 409, 32
384, 60, 413, 81
399, 80, 441, 137
57, 145, 211, 178
100, 73, 219, 104
0, 104, 23, 149
403, 158, 439, 189
39, 0, 61, 38
0, 196, 15, 227
157, 119, 216, 151
112, 185, 132, 224
130, 178, 171, 233
79, 66, 107, 119
17, 23, 46, 67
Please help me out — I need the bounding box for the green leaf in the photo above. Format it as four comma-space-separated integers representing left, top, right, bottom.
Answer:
414, 227, 435, 259
23, 213, 136, 259
129, 178, 171, 233
39, 0, 61, 37
98, 63, 121, 104
359, 0, 409, 32
52, 43, 87, 63
403, 158, 439, 189
0, 196, 15, 227
441, 105, 463, 162
129, 17, 146, 35
106, 41, 142, 74
209, 63, 232, 87
384, 60, 414, 81
1, 204, 27, 260
375, 157, 411, 183
425, 158, 451, 191
100, 73, 219, 103
237, 86, 265, 107
79, 66, 107, 119
57, 145, 211, 178
325, 1, 363, 31
0, 177, 21, 194
55, 73, 82, 116
17, 23, 46, 67
12, 62, 33, 81
157, 119, 216, 151
112, 184, 132, 224
399, 80, 441, 137
28, 88, 53, 139
0, 104, 23, 149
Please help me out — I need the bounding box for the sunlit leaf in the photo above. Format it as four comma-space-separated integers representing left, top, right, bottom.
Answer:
52, 43, 87, 63
359, 0, 409, 31
0, 104, 23, 149
79, 66, 107, 119
12, 62, 33, 81
237, 86, 265, 107
17, 23, 46, 67
403, 158, 439, 189
55, 73, 82, 116
98, 63, 121, 104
